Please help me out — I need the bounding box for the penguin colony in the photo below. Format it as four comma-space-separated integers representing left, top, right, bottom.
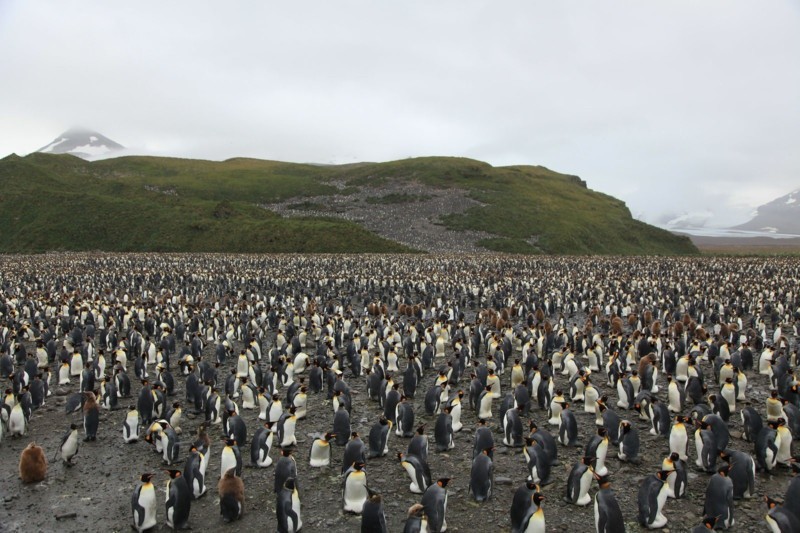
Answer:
0, 253, 799, 532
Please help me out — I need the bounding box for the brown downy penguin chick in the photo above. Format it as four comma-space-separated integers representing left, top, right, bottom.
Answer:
19, 442, 47, 483
218, 468, 244, 522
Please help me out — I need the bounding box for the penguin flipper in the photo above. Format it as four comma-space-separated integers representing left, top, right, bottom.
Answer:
131, 488, 145, 527
647, 484, 659, 524
282, 500, 298, 532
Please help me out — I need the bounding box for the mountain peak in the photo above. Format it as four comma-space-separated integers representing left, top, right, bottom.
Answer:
732, 187, 800, 235
37, 128, 124, 160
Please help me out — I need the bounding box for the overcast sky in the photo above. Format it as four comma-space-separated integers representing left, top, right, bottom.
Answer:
2, 1, 798, 227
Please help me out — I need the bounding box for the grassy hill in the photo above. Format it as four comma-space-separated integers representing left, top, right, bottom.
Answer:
0, 152, 697, 255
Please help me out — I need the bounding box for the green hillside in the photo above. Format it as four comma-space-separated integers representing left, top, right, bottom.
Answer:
0, 152, 697, 255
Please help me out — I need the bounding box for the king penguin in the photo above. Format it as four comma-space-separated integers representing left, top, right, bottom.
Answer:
594, 473, 625, 533
661, 451, 686, 499
343, 462, 369, 514
131, 473, 158, 532
309, 432, 334, 467
703, 465, 734, 529
564, 456, 594, 506
361, 488, 388, 533
276, 477, 302, 533
56, 423, 80, 466
398, 452, 432, 494
637, 469, 670, 529
251, 422, 274, 468
164, 468, 192, 530
421, 478, 450, 533
469, 446, 494, 501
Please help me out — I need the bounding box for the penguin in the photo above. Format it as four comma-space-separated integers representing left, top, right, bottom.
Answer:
584, 426, 610, 477
164, 468, 191, 531
122, 405, 140, 443
434, 407, 454, 453
669, 415, 689, 461
343, 462, 369, 514
183, 446, 207, 500
702, 412, 730, 453
503, 405, 525, 447
718, 449, 755, 499
695, 420, 717, 472
218, 468, 244, 523
8, 401, 27, 437
617, 420, 640, 463
398, 452, 431, 494
19, 442, 47, 483
408, 425, 429, 463
59, 360, 70, 385
689, 516, 718, 532
361, 489, 388, 533
661, 452, 687, 499
775, 417, 793, 466
276, 477, 303, 533
276, 408, 298, 448
56, 423, 80, 466
367, 415, 394, 459
637, 469, 670, 529
528, 421, 558, 466
220, 438, 242, 478
448, 390, 464, 432
396, 397, 416, 437
333, 403, 351, 446
648, 398, 670, 437
421, 478, 450, 533
598, 400, 622, 445
469, 446, 494, 501
510, 481, 540, 533
309, 432, 334, 467
83, 391, 99, 441
593, 473, 625, 533
225, 411, 247, 450
518, 492, 546, 533
131, 473, 157, 532
274, 448, 298, 493
765, 496, 800, 533
666, 374, 683, 413
558, 403, 578, 446
721, 377, 736, 412
703, 465, 735, 529
160, 425, 180, 465
756, 421, 781, 472
477, 384, 493, 420
564, 456, 593, 506
547, 389, 564, 425
741, 405, 763, 443
250, 422, 275, 468
523, 437, 551, 486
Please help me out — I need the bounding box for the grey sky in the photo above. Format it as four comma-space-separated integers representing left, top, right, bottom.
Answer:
2, 1, 798, 227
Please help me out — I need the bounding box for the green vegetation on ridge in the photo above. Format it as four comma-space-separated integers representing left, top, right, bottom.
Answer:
0, 152, 697, 255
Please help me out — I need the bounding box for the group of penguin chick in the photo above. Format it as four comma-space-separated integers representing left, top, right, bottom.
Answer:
1, 259, 799, 532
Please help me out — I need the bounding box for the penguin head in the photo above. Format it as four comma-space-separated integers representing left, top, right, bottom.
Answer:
532, 492, 545, 506
436, 478, 451, 488
593, 472, 611, 488
655, 470, 671, 481
165, 469, 181, 479
764, 495, 781, 509
140, 473, 155, 483
717, 464, 730, 477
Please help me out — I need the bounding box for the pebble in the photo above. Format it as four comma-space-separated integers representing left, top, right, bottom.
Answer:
495, 476, 512, 485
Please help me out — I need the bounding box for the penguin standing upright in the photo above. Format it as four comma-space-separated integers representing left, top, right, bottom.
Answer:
220, 438, 242, 478
398, 451, 431, 494
703, 465, 734, 529
661, 452, 687, 499
83, 391, 99, 441
274, 448, 298, 494
558, 403, 578, 446
333, 404, 351, 446
218, 468, 244, 523
469, 446, 494, 501
564, 456, 594, 506
277, 408, 298, 449
594, 473, 625, 533
56, 423, 80, 466
434, 407, 454, 453
131, 473, 157, 532
510, 481, 540, 533
618, 420, 640, 463
276, 477, 302, 533
421, 478, 450, 533
309, 432, 333, 467
765, 496, 800, 533
519, 492, 546, 533
361, 488, 388, 533
669, 416, 689, 461
183, 447, 207, 500
718, 449, 755, 499
164, 469, 191, 530
637, 470, 670, 529
368, 416, 392, 458
503, 405, 524, 447
343, 462, 369, 514
584, 427, 610, 476
19, 442, 47, 483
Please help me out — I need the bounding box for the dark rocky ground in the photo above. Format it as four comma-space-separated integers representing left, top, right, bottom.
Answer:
0, 317, 795, 532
